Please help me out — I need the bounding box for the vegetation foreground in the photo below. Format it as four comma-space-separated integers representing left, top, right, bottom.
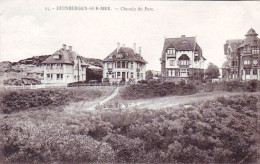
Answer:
0, 90, 259, 163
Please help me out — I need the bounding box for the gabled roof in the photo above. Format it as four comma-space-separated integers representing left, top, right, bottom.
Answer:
42, 48, 88, 67
161, 36, 205, 61
163, 37, 196, 51
42, 48, 78, 64
178, 54, 190, 60
103, 47, 147, 63
224, 40, 243, 54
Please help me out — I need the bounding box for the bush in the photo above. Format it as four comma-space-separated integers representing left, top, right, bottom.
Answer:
1, 94, 259, 163
121, 81, 198, 100
0, 88, 102, 113
197, 80, 260, 93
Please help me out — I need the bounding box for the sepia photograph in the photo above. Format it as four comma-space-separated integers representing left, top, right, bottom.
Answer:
0, 0, 259, 163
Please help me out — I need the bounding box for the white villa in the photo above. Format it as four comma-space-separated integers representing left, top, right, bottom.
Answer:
41, 44, 88, 84
160, 35, 206, 81
102, 43, 147, 83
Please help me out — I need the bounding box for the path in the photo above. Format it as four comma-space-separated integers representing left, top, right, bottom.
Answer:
85, 87, 120, 111
125, 91, 245, 110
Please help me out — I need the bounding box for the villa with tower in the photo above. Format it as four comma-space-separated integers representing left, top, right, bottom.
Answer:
222, 28, 260, 81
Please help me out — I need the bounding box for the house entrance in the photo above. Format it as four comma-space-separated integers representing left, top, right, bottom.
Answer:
122, 72, 126, 81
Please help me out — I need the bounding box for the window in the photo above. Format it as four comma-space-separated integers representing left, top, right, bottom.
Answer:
245, 70, 250, 75
167, 48, 175, 55
107, 63, 113, 68
131, 72, 134, 78
253, 69, 257, 75
53, 55, 60, 59
116, 54, 123, 58
117, 61, 121, 68
244, 60, 250, 65
122, 62, 125, 68
169, 60, 175, 66
168, 70, 175, 77
252, 47, 260, 54
232, 61, 238, 67
168, 70, 171, 77
57, 74, 60, 80
180, 69, 188, 77
117, 72, 121, 77
179, 60, 190, 66
131, 62, 134, 69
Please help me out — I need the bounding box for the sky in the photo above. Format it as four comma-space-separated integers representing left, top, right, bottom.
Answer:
0, 0, 260, 71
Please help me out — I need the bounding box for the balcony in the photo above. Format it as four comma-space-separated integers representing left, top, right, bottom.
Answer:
136, 68, 140, 72
167, 54, 176, 58
243, 64, 252, 69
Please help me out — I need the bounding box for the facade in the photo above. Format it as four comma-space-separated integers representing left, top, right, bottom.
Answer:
160, 35, 206, 81
103, 43, 147, 83
41, 44, 88, 84
222, 40, 243, 80
222, 28, 260, 81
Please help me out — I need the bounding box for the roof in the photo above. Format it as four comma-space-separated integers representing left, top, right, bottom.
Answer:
224, 40, 243, 54
163, 37, 196, 51
238, 28, 260, 49
42, 48, 88, 66
161, 36, 205, 61
103, 47, 147, 64
245, 28, 258, 36
178, 54, 190, 60
42, 48, 77, 64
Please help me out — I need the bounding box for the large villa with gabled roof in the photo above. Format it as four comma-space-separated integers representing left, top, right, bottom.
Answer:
102, 43, 147, 83
160, 35, 206, 81
41, 44, 88, 84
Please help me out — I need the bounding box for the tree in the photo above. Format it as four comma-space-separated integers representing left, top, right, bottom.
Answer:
145, 70, 153, 80
205, 62, 220, 80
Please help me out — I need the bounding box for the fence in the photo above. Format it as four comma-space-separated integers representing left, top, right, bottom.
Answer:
5, 84, 68, 90
4, 83, 128, 90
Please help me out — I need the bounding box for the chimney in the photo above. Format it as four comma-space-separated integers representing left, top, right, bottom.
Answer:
133, 43, 136, 53
68, 46, 72, 52
117, 42, 120, 53
139, 46, 142, 55
181, 35, 185, 38
62, 44, 66, 50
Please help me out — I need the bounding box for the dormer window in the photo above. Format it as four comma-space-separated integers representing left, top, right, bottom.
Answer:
116, 54, 123, 58
53, 54, 60, 59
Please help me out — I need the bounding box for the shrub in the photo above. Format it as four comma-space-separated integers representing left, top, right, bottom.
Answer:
1, 94, 259, 163
121, 81, 198, 100
0, 88, 103, 113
